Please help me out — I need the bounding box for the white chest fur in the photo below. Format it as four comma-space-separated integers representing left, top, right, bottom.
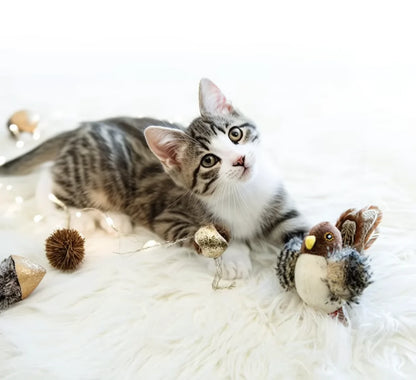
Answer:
203, 169, 281, 240
295, 254, 342, 314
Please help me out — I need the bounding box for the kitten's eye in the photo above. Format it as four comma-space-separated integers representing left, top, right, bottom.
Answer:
201, 154, 219, 168
325, 232, 334, 241
228, 127, 243, 143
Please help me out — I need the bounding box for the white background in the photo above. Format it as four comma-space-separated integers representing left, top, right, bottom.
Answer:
1, 2, 416, 377
1, 1, 415, 193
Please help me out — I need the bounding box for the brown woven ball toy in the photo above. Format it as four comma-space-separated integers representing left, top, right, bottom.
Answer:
45, 228, 85, 271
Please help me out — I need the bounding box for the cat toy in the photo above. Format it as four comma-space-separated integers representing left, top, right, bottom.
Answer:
7, 110, 40, 138
277, 205, 382, 320
133, 224, 232, 289
43, 209, 231, 289
0, 255, 46, 311
45, 228, 86, 271
193, 224, 233, 289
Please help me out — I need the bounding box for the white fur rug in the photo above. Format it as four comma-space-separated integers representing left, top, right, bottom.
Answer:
1, 63, 415, 378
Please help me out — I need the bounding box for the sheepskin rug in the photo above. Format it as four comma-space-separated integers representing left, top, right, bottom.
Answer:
0, 63, 415, 378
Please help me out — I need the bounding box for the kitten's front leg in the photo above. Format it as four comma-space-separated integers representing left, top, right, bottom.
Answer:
208, 241, 252, 280
153, 213, 252, 279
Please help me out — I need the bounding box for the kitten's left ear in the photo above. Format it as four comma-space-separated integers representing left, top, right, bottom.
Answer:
199, 78, 237, 117
144, 126, 188, 169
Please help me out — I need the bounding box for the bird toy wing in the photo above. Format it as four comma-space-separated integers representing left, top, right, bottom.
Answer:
335, 205, 382, 252
276, 236, 303, 290
326, 247, 373, 304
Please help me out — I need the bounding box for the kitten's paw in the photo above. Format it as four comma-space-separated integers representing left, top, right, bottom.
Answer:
222, 254, 252, 279
208, 242, 252, 279
69, 209, 97, 234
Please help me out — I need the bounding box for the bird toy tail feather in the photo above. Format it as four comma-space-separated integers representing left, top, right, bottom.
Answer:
335, 205, 382, 252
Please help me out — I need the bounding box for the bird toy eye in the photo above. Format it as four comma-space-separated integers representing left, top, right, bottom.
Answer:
325, 232, 334, 241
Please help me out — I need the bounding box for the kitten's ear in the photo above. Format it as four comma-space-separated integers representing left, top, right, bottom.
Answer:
199, 78, 236, 116
144, 126, 187, 169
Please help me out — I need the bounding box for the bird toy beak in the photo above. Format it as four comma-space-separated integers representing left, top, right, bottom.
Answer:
305, 235, 316, 250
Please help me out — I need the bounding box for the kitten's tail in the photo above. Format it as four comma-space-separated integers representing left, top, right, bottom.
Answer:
0, 131, 73, 175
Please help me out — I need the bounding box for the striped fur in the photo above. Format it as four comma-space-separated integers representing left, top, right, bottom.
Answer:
0, 79, 308, 278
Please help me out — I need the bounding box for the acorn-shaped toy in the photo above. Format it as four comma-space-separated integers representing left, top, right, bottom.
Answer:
0, 255, 46, 311
7, 110, 40, 137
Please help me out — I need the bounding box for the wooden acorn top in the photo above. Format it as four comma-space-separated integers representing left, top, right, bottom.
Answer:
12, 255, 46, 299
7, 110, 39, 134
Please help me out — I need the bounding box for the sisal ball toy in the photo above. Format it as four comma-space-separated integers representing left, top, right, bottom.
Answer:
0, 255, 46, 311
45, 228, 85, 271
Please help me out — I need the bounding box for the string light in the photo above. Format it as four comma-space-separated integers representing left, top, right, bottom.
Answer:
47, 194, 119, 233
142, 240, 160, 249
48, 193, 67, 209
8, 124, 19, 138
105, 216, 117, 231
114, 234, 232, 290
0, 182, 24, 216
1, 178, 229, 289
33, 214, 44, 223
33, 130, 41, 141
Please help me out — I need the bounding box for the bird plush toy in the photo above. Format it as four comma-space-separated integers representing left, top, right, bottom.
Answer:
277, 206, 382, 320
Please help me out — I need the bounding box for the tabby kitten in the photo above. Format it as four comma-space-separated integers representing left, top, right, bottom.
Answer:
0, 79, 308, 280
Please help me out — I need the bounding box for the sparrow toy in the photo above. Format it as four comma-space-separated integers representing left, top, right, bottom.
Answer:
277, 206, 382, 320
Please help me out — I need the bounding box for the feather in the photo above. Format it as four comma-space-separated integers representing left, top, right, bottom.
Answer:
335, 205, 383, 252
276, 236, 303, 290
327, 247, 373, 304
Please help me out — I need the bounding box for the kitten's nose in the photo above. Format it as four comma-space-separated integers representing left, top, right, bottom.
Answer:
233, 155, 246, 167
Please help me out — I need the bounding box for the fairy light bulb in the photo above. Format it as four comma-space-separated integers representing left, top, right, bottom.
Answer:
104, 215, 118, 232
33, 215, 44, 223
33, 129, 41, 140
142, 240, 160, 249
8, 124, 19, 137
48, 193, 57, 202
48, 193, 66, 209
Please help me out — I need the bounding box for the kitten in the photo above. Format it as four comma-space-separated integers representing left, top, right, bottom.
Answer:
0, 79, 308, 280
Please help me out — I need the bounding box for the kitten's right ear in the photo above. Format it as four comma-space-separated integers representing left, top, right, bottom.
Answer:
199, 78, 236, 117
144, 126, 187, 169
